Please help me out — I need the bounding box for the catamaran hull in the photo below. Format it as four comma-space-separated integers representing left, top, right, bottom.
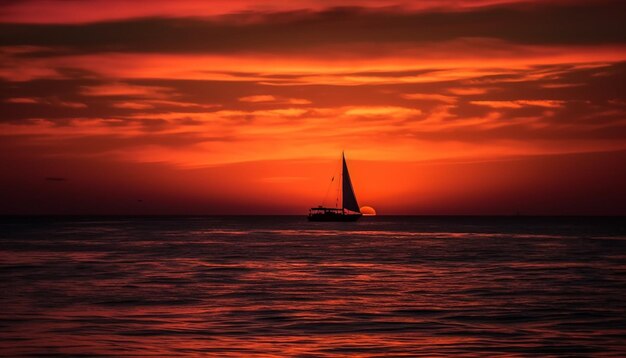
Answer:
307, 213, 362, 222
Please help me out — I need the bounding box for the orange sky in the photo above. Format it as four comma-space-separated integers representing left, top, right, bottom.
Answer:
1, 0, 625, 214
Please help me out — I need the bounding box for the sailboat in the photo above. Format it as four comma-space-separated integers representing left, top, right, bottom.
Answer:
308, 152, 362, 222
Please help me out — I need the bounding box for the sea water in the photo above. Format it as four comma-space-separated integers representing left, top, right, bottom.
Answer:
1, 216, 625, 356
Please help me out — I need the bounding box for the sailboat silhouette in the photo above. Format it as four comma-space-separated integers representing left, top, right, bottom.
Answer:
308, 152, 362, 222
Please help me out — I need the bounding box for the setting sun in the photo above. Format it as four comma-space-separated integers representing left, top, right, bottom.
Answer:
360, 206, 377, 216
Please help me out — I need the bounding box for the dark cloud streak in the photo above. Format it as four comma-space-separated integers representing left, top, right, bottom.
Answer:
1, 2, 625, 55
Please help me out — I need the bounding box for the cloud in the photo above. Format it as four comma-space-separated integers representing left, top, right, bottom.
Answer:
471, 100, 566, 109
401, 93, 457, 104
0, 0, 556, 24
113, 101, 155, 110
287, 98, 311, 105
80, 83, 174, 98
238, 95, 277, 103
238, 94, 311, 105
2, 39, 624, 85
1, 31, 625, 168
4, 96, 87, 108
111, 99, 220, 111
2, 1, 626, 56
344, 106, 422, 118
6, 97, 39, 104
144, 100, 219, 109
57, 100, 87, 108
447, 87, 490, 95
2, 95, 625, 169
540, 83, 584, 89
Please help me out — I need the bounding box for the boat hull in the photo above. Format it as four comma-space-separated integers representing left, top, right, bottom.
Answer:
307, 213, 362, 222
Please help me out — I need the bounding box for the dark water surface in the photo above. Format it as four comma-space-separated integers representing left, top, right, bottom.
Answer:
1, 216, 625, 356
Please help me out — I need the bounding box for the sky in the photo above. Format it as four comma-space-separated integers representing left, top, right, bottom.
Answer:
1, 0, 625, 215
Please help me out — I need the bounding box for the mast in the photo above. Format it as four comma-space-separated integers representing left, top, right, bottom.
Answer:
341, 152, 360, 213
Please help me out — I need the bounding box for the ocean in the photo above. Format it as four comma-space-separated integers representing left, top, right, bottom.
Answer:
1, 216, 625, 356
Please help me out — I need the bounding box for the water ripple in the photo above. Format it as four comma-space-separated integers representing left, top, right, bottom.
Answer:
1, 216, 625, 356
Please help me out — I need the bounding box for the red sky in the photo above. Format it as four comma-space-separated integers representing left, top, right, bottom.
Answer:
1, 0, 625, 214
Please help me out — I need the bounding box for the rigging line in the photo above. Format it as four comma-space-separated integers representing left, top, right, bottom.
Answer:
336, 151, 342, 209
321, 155, 340, 207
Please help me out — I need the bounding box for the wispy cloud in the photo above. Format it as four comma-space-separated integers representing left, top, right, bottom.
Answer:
471, 100, 566, 109
6, 97, 39, 104
447, 87, 491, 95
112, 101, 155, 110
238, 95, 277, 103
81, 83, 174, 98
401, 93, 457, 104
5, 97, 87, 108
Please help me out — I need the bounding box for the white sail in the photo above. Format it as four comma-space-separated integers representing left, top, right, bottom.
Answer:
341, 153, 360, 213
